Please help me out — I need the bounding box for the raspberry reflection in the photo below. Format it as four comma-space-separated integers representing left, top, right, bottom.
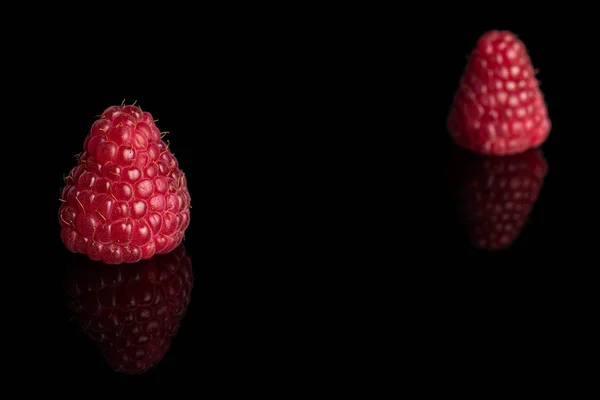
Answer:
449, 147, 548, 250
65, 244, 193, 374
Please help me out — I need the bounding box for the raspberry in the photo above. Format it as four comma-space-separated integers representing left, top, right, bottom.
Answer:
65, 244, 193, 374
447, 30, 551, 156
59, 104, 191, 264
450, 148, 548, 249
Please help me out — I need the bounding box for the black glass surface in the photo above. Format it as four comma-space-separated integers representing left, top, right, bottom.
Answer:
7, 12, 593, 391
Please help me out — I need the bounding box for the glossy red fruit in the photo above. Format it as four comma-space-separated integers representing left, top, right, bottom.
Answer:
59, 104, 191, 264
447, 30, 550, 156
65, 244, 193, 374
450, 147, 548, 250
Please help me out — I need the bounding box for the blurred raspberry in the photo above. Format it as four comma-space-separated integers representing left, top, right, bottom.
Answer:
447, 30, 550, 155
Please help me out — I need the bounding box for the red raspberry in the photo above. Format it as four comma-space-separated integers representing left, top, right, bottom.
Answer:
66, 244, 193, 374
450, 148, 548, 250
447, 30, 551, 156
59, 104, 191, 264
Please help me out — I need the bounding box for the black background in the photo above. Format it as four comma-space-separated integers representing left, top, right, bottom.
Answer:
4, 6, 594, 392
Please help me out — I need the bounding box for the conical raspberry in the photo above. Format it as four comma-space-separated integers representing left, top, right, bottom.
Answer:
447, 30, 551, 156
65, 244, 193, 374
449, 147, 548, 250
59, 104, 191, 264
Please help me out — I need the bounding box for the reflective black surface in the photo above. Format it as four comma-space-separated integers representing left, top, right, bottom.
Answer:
8, 12, 596, 391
